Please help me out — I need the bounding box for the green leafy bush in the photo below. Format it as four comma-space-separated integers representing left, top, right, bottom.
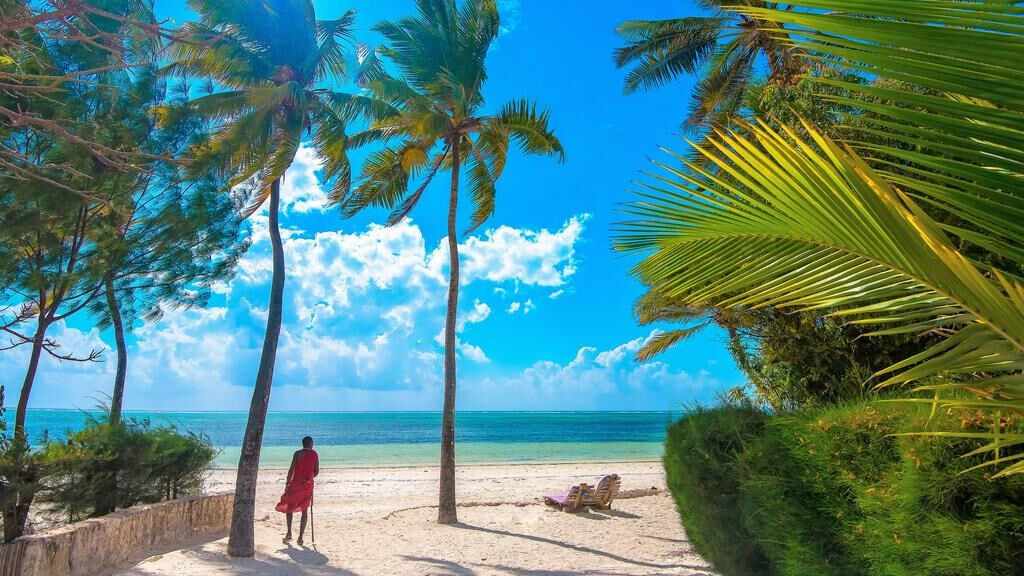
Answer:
39, 413, 216, 524
665, 402, 1024, 576
663, 405, 772, 576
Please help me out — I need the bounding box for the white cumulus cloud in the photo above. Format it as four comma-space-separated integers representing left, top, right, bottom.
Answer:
429, 215, 588, 287
461, 330, 719, 410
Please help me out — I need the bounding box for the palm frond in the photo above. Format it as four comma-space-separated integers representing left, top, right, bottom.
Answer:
388, 147, 449, 226
635, 327, 708, 363
633, 290, 709, 326
616, 120, 1024, 452
314, 9, 357, 82
342, 144, 419, 217
465, 136, 500, 233
614, 18, 724, 94
491, 99, 565, 162
684, 41, 756, 128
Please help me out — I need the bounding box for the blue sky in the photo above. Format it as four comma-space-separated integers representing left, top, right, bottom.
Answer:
4, 0, 746, 412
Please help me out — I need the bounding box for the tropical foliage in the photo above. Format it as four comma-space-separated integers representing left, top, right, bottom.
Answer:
665, 401, 1024, 576
337, 0, 564, 524
0, 0, 164, 190
162, 0, 360, 555
40, 409, 216, 524
0, 0, 244, 541
617, 1, 1024, 474
614, 0, 802, 128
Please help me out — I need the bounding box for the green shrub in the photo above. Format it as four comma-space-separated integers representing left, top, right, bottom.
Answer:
39, 414, 216, 524
665, 402, 1024, 576
663, 405, 772, 576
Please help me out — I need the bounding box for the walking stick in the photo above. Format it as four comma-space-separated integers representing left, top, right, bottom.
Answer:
310, 494, 315, 546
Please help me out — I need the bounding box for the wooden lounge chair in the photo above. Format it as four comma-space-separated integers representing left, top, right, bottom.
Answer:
543, 483, 590, 512
583, 474, 621, 509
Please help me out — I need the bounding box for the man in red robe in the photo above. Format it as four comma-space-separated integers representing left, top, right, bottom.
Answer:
276, 436, 319, 545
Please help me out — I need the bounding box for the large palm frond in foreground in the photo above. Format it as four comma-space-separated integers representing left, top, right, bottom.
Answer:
616, 1, 1024, 475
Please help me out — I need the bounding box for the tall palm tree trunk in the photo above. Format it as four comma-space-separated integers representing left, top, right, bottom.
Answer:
105, 276, 128, 425
228, 179, 286, 557
438, 143, 460, 525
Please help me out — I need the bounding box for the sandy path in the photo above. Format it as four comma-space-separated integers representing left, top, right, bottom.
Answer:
120, 461, 715, 576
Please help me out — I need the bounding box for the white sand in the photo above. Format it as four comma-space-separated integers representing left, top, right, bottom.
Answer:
120, 461, 715, 575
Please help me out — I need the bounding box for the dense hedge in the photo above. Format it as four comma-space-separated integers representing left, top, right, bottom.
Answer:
664, 402, 1024, 576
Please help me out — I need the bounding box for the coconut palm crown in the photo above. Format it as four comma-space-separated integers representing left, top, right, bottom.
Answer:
614, 1, 800, 128
335, 0, 564, 229
163, 0, 357, 211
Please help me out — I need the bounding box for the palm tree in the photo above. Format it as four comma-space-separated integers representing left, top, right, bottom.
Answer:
163, 0, 357, 556
615, 2, 1024, 474
614, 1, 800, 128
336, 0, 564, 524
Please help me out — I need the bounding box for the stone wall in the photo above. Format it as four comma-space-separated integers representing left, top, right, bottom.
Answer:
0, 492, 233, 576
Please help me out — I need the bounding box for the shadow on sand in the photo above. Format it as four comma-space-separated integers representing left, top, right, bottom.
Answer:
278, 544, 330, 566
178, 544, 353, 576
455, 522, 695, 570
403, 554, 716, 576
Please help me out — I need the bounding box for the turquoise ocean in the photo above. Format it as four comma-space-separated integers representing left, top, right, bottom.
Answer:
21, 410, 672, 469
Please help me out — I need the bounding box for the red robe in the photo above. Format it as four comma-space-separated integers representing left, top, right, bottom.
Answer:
275, 449, 318, 514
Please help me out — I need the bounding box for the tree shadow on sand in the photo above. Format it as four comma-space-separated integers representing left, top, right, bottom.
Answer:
479, 563, 717, 576
178, 544, 353, 576
449, 524, 711, 572
402, 556, 476, 575
586, 508, 641, 519
402, 555, 716, 576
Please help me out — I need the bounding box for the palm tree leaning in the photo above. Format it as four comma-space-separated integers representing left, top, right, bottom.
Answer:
336, 0, 564, 524
614, 1, 800, 128
163, 0, 357, 556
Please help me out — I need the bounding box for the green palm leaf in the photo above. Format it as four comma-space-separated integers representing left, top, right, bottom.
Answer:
618, 1, 1024, 473
635, 327, 708, 363
614, 2, 803, 129
614, 17, 723, 94
617, 118, 1024, 474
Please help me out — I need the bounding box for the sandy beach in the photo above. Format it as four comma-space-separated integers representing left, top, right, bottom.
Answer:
119, 461, 714, 576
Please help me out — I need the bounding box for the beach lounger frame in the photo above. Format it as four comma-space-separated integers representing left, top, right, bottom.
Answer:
544, 474, 621, 512
582, 474, 621, 510
543, 483, 589, 512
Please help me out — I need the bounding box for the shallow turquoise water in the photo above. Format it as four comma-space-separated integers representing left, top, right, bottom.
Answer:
23, 410, 673, 468
217, 441, 664, 469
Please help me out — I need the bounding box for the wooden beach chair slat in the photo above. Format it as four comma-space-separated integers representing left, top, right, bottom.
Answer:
582, 474, 621, 509
544, 484, 585, 512
544, 475, 621, 512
